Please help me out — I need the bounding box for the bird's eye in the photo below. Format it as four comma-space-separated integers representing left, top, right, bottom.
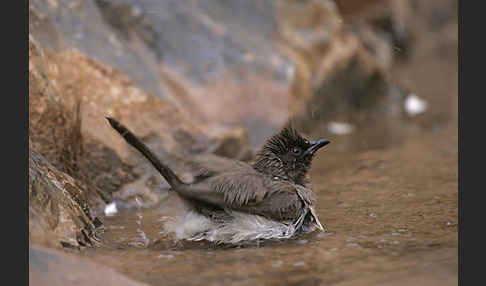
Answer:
292, 147, 301, 155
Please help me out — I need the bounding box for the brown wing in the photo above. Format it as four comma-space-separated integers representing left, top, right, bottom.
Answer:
190, 154, 254, 179
175, 172, 304, 221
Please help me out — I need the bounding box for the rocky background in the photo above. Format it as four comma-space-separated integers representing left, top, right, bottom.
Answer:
29, 0, 457, 284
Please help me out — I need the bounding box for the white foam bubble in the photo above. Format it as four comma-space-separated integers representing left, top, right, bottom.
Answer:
104, 202, 118, 216
327, 121, 354, 135
405, 94, 428, 116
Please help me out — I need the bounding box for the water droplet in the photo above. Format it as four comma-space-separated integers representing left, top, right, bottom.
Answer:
316, 232, 335, 239
316, 233, 326, 239
158, 254, 174, 259
135, 196, 143, 207
328, 121, 354, 135
104, 202, 118, 216
405, 94, 428, 116
293, 261, 305, 266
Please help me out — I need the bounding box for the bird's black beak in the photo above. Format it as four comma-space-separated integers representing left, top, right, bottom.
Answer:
303, 139, 330, 156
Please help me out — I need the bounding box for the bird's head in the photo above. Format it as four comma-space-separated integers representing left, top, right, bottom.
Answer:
253, 126, 330, 186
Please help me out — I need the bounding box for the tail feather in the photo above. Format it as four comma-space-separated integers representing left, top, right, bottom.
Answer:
106, 117, 183, 188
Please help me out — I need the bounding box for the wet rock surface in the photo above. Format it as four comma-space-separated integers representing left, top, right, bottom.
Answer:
29, 150, 103, 249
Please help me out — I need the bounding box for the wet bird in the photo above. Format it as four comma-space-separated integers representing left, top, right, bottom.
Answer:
106, 117, 330, 244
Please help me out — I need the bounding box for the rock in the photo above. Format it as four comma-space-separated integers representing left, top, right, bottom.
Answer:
208, 127, 254, 161
29, 35, 254, 211
28, 0, 290, 146
334, 0, 412, 59
290, 52, 393, 135
29, 150, 103, 249
334, 0, 456, 63
29, 0, 400, 147
29, 246, 149, 286
277, 0, 397, 136
29, 0, 166, 100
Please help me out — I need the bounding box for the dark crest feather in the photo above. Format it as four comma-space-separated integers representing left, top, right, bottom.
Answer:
261, 126, 308, 155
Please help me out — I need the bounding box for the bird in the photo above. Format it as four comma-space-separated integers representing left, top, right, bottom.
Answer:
106, 117, 330, 244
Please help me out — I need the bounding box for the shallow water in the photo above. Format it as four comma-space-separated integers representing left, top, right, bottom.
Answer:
78, 110, 457, 285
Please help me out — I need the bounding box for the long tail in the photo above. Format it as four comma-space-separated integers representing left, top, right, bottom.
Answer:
106, 117, 184, 188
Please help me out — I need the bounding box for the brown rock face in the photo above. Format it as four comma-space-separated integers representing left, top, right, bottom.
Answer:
29, 0, 398, 147
29, 150, 103, 249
